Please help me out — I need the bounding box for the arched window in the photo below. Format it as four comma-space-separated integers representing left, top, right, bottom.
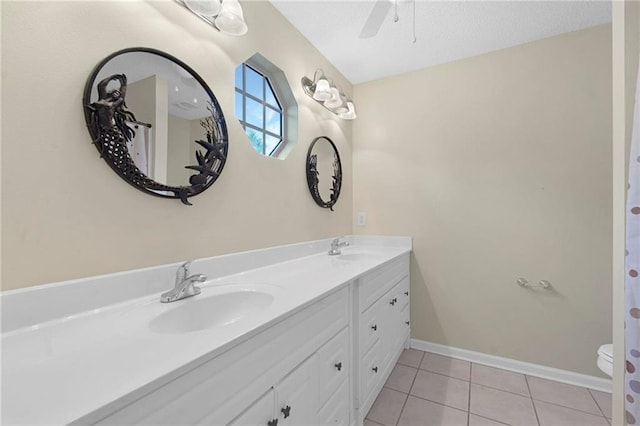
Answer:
234, 54, 297, 158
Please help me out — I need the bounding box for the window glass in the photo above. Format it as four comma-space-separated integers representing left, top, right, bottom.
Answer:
245, 97, 264, 129
245, 66, 263, 99
265, 80, 279, 109
265, 107, 281, 135
234, 61, 287, 157
265, 135, 281, 156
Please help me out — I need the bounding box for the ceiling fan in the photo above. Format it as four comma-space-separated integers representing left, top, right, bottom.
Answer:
359, 0, 417, 43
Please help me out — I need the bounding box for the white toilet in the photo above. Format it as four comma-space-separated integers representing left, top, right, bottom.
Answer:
597, 344, 613, 377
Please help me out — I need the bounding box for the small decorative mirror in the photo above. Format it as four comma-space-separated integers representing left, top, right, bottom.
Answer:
306, 136, 342, 211
83, 47, 228, 205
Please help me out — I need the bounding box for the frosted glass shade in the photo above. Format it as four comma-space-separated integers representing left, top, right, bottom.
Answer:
312, 78, 332, 101
324, 87, 343, 109
184, 0, 221, 17
339, 101, 357, 120
215, 0, 248, 36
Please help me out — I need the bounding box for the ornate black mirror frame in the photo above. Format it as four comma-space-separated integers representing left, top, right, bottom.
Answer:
82, 47, 228, 205
306, 136, 342, 211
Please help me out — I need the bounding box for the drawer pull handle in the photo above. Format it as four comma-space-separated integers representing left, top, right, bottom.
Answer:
371, 324, 378, 331
390, 298, 397, 306
268, 420, 278, 426
372, 366, 378, 373
405, 321, 410, 325
335, 362, 342, 371
281, 405, 291, 419
404, 291, 409, 296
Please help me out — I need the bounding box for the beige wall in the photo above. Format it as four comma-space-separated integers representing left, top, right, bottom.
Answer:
1, 0, 353, 290
353, 25, 612, 376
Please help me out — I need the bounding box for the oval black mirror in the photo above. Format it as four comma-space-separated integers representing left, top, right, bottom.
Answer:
306, 136, 342, 211
83, 47, 228, 205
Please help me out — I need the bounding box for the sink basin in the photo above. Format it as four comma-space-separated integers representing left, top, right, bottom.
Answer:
335, 251, 385, 262
149, 288, 275, 334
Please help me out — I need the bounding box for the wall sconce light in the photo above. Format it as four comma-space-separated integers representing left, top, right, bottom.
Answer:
301, 70, 357, 120
176, 0, 248, 36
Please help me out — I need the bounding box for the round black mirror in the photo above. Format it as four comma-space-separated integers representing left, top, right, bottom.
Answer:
306, 136, 342, 211
83, 47, 228, 205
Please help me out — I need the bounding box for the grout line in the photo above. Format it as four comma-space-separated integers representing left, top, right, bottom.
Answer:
467, 367, 471, 426
532, 397, 608, 418
469, 413, 513, 426
395, 353, 423, 425
524, 374, 541, 426
587, 387, 608, 418
403, 392, 468, 414
468, 375, 531, 398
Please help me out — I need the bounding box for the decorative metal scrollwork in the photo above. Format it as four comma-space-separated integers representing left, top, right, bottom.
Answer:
82, 47, 228, 205
306, 136, 342, 211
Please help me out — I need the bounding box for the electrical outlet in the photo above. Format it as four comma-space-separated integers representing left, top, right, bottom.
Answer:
357, 212, 366, 226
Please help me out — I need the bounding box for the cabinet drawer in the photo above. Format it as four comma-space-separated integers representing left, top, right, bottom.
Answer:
317, 381, 349, 426
360, 340, 383, 405
359, 297, 384, 357
358, 255, 409, 312
397, 276, 410, 311
317, 327, 349, 405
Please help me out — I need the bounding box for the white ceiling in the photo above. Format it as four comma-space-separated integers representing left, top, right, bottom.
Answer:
268, 0, 612, 85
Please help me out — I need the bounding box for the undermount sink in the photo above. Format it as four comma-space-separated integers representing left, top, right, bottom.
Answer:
149, 287, 275, 334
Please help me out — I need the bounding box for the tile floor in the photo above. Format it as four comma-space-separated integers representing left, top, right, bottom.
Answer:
365, 348, 612, 426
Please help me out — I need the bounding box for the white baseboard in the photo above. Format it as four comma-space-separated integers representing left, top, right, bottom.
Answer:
410, 339, 612, 393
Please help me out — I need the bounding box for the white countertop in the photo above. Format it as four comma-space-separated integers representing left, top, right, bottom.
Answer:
1, 236, 411, 425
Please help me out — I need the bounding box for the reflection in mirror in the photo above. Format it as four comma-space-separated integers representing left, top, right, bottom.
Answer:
83, 48, 228, 205
306, 136, 342, 211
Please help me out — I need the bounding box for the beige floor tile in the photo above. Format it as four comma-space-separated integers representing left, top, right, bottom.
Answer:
398, 348, 425, 368
468, 414, 511, 426
397, 395, 468, 426
526, 376, 601, 415
420, 353, 471, 381
364, 420, 384, 426
366, 387, 408, 426
534, 400, 609, 426
471, 364, 530, 396
385, 363, 418, 393
589, 389, 612, 418
410, 370, 470, 411
469, 383, 538, 426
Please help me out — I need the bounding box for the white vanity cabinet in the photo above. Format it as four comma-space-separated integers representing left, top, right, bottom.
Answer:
228, 354, 317, 426
355, 254, 410, 421
93, 287, 351, 426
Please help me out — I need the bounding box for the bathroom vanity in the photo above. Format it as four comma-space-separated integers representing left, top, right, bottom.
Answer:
1, 236, 411, 425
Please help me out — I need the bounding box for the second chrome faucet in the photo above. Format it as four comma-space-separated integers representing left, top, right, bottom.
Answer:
328, 237, 349, 256
160, 261, 207, 303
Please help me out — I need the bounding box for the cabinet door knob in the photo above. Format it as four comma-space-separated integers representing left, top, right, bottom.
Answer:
280, 405, 291, 419
372, 366, 378, 373
405, 321, 410, 325
268, 420, 278, 426
404, 291, 409, 296
335, 362, 342, 371
390, 298, 397, 306
371, 324, 377, 331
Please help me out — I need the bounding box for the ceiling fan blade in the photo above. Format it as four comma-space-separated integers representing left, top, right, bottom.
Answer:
359, 0, 392, 39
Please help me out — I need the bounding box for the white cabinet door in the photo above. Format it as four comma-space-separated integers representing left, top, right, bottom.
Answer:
274, 355, 319, 426
228, 390, 275, 426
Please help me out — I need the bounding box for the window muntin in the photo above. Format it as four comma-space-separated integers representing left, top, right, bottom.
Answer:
235, 63, 284, 157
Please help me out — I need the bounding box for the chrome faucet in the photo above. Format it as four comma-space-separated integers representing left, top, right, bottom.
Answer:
160, 261, 207, 303
328, 237, 349, 256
